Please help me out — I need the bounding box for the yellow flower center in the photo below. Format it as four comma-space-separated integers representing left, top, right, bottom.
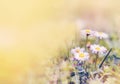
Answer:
95, 47, 100, 51
86, 29, 91, 33
76, 49, 80, 53
79, 53, 85, 58
99, 32, 103, 35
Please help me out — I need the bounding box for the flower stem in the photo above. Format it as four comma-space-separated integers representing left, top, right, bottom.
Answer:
85, 35, 88, 50
95, 54, 99, 69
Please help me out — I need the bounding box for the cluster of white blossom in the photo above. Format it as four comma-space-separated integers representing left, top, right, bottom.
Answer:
71, 29, 108, 61
81, 29, 108, 39
71, 47, 89, 61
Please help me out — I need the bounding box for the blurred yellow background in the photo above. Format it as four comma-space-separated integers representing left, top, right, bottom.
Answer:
0, 0, 76, 83
0, 0, 120, 84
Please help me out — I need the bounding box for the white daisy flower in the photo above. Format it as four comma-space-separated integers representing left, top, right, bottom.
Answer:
94, 31, 108, 39
90, 44, 107, 55
71, 47, 85, 55
74, 52, 90, 61
81, 29, 94, 36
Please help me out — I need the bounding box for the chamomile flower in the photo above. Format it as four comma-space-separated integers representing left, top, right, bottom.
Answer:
94, 31, 108, 39
81, 29, 94, 36
74, 52, 90, 61
90, 44, 107, 55
71, 47, 85, 55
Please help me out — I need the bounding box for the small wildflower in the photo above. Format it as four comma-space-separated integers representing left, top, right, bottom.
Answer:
81, 29, 94, 36
90, 44, 107, 55
71, 47, 85, 55
94, 31, 108, 39
74, 52, 89, 61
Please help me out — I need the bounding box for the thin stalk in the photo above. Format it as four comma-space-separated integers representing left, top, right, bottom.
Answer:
85, 35, 88, 50
99, 48, 112, 68
95, 54, 99, 70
